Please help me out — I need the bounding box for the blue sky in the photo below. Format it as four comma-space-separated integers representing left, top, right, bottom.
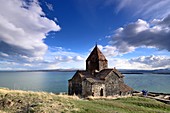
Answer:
0, 0, 170, 70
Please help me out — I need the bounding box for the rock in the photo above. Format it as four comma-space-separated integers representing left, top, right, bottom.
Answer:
164, 96, 170, 100
18, 100, 22, 103
1, 98, 13, 108
30, 104, 38, 107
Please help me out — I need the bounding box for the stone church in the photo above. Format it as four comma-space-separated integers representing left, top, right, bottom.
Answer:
68, 45, 133, 97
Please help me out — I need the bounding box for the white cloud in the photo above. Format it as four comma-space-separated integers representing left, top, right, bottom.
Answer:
0, 52, 9, 57
55, 56, 73, 62
96, 45, 118, 57
90, 45, 128, 58
42, 46, 85, 69
108, 58, 150, 70
0, 0, 60, 66
108, 55, 170, 70
54, 17, 58, 22
110, 15, 170, 54
0, 45, 86, 70
115, 0, 132, 13
130, 55, 170, 69
45, 2, 54, 11
89, 45, 163, 69
47, 47, 85, 61
107, 0, 170, 19
73, 56, 84, 61
134, 0, 170, 18
75, 0, 170, 19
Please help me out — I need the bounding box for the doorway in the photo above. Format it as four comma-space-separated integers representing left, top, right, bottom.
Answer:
100, 88, 103, 96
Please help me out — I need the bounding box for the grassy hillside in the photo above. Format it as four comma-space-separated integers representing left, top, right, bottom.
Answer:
0, 88, 170, 113
73, 97, 170, 113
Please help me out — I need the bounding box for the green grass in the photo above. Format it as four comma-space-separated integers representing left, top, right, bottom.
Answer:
0, 88, 170, 113
72, 97, 170, 113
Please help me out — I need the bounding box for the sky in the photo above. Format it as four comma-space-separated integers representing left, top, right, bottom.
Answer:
0, 0, 170, 70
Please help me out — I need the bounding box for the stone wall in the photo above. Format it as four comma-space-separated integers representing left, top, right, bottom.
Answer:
86, 60, 108, 74
68, 80, 72, 95
82, 80, 92, 97
92, 83, 105, 96
86, 61, 96, 74
69, 81, 82, 95
105, 73, 120, 96
82, 80, 106, 97
118, 78, 124, 84
68, 73, 82, 95
99, 60, 108, 71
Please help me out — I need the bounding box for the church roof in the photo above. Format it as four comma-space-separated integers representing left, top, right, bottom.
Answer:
85, 78, 104, 83
68, 70, 92, 81
119, 84, 133, 92
113, 68, 124, 78
96, 68, 124, 80
69, 68, 124, 81
78, 70, 91, 78
96, 69, 113, 80
86, 45, 107, 61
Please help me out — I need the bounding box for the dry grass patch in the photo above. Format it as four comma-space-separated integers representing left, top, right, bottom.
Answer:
0, 88, 78, 113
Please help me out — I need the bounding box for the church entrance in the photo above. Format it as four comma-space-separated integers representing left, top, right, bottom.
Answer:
100, 88, 103, 96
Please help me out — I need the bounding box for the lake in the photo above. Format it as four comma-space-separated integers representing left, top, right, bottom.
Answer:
0, 72, 170, 93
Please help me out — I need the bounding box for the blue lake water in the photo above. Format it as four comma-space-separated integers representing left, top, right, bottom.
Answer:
0, 72, 170, 93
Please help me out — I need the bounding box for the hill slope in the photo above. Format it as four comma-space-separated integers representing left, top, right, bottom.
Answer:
0, 88, 170, 113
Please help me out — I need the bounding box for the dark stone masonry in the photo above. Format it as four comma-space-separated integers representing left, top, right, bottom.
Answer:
68, 45, 133, 97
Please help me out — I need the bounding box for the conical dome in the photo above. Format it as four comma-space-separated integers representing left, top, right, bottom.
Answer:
86, 45, 107, 61
86, 45, 108, 74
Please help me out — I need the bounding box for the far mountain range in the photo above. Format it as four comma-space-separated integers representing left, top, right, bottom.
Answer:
0, 68, 170, 74
119, 68, 170, 74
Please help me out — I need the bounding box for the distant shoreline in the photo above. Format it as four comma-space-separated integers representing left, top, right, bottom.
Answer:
121, 72, 143, 74
0, 70, 170, 74
0, 69, 77, 72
